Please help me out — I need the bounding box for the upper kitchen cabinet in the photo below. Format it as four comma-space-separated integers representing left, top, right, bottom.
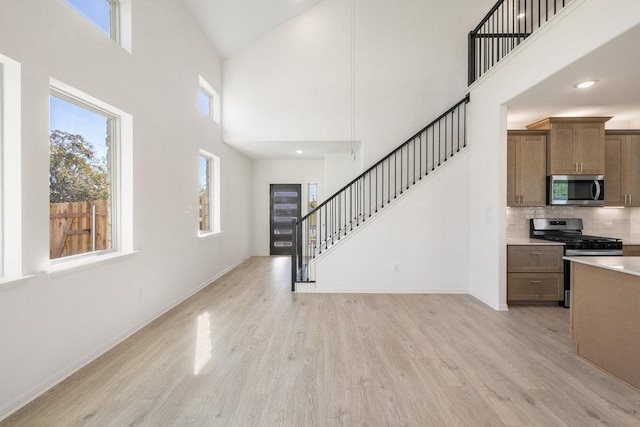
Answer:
605, 131, 640, 206
507, 131, 547, 207
526, 117, 611, 175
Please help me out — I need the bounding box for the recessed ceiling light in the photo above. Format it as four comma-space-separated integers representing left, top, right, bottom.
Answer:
516, 12, 525, 19
575, 80, 597, 89
296, 150, 303, 154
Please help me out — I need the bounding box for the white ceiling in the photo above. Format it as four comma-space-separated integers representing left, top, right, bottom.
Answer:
507, 23, 640, 129
181, 0, 326, 59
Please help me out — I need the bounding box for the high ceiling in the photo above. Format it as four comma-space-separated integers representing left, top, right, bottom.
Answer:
181, 0, 326, 58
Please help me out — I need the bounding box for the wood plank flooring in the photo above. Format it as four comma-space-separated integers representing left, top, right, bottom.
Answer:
3, 256, 640, 426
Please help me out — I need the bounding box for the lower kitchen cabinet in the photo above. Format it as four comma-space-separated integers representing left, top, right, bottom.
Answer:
507, 245, 564, 303
623, 245, 640, 256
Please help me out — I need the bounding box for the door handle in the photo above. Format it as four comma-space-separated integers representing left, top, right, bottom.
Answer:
592, 180, 601, 201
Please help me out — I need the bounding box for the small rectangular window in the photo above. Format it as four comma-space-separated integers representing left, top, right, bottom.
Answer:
199, 155, 211, 233
198, 87, 211, 117
64, 0, 114, 38
198, 150, 221, 236
49, 93, 115, 260
198, 75, 221, 124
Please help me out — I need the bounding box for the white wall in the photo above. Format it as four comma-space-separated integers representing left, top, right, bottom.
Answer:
251, 159, 325, 255
314, 150, 471, 292
467, 0, 640, 310
223, 0, 496, 168
0, 0, 251, 419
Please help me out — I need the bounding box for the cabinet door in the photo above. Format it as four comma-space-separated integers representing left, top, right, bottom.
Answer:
507, 245, 564, 272
549, 123, 576, 174
626, 135, 640, 206
507, 273, 564, 301
578, 123, 605, 174
519, 135, 546, 206
605, 135, 624, 206
507, 134, 518, 207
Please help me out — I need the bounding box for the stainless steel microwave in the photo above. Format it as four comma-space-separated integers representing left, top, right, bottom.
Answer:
547, 175, 605, 206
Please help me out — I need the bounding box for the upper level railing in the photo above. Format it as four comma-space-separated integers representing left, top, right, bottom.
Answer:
468, 0, 571, 85
291, 95, 470, 289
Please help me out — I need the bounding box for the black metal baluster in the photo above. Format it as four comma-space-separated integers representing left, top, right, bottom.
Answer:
375, 165, 378, 213
368, 172, 371, 217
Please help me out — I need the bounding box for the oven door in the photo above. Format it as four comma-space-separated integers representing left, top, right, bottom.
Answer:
548, 175, 605, 206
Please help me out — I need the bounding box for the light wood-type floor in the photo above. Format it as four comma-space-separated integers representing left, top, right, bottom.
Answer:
3, 257, 640, 426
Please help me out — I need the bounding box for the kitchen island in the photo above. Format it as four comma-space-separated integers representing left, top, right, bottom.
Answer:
565, 256, 640, 390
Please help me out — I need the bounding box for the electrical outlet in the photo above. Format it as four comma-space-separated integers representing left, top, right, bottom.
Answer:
184, 205, 193, 214
138, 288, 143, 300
604, 221, 613, 229
393, 264, 400, 273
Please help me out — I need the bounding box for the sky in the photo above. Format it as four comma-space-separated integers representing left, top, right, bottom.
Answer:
64, 0, 112, 37
50, 95, 109, 161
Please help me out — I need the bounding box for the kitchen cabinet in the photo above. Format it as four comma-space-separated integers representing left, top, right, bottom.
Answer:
605, 131, 640, 206
507, 245, 564, 302
526, 117, 611, 175
623, 245, 640, 256
507, 131, 546, 207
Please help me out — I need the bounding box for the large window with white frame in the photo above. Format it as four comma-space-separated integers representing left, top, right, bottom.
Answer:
0, 53, 23, 283
48, 79, 133, 267
63, 0, 132, 52
198, 150, 221, 236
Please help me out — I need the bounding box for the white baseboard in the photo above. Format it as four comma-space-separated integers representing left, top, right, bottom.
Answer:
0, 257, 248, 422
294, 282, 316, 293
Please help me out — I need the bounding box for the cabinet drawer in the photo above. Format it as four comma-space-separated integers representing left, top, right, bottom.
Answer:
623, 245, 640, 256
507, 273, 564, 301
507, 245, 564, 272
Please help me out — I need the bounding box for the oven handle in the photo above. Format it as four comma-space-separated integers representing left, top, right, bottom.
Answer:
591, 180, 601, 200
565, 249, 623, 256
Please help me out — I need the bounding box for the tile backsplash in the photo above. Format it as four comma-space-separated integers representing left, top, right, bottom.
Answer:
506, 206, 640, 243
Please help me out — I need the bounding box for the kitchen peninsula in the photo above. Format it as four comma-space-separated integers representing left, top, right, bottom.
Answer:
566, 256, 640, 389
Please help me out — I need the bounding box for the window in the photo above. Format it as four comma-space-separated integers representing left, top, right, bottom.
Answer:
199, 154, 211, 233
198, 150, 221, 236
63, 0, 133, 52
48, 79, 133, 269
198, 75, 221, 124
64, 0, 115, 38
0, 53, 23, 282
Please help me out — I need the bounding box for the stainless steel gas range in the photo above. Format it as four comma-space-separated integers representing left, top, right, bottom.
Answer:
530, 218, 623, 307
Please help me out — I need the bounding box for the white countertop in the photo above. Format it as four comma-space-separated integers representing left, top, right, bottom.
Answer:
507, 238, 564, 246
564, 256, 640, 277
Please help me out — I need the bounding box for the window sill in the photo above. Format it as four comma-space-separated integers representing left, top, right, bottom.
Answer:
44, 250, 138, 278
198, 230, 223, 240
0, 275, 35, 292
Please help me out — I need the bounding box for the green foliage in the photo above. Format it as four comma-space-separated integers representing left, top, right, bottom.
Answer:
49, 130, 109, 203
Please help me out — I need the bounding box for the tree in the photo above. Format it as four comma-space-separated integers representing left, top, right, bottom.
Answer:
49, 130, 109, 203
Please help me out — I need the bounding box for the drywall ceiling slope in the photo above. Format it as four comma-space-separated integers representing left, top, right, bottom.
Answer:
181, 0, 326, 58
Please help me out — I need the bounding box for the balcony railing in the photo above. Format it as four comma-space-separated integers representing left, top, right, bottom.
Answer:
469, 0, 571, 84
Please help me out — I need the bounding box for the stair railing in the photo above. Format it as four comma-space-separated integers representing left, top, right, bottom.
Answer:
291, 95, 470, 290
469, 0, 571, 85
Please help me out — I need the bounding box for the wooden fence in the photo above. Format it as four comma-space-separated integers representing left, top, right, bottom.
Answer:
49, 200, 110, 259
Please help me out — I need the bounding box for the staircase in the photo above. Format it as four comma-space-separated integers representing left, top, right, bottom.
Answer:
291, 0, 573, 291
291, 95, 469, 290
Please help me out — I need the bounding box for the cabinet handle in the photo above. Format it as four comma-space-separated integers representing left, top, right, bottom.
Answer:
529, 252, 543, 256
530, 280, 543, 284
580, 163, 583, 172
630, 195, 633, 205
